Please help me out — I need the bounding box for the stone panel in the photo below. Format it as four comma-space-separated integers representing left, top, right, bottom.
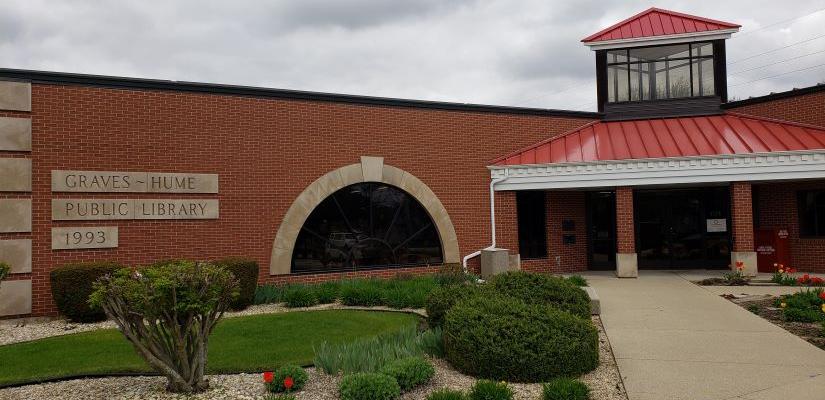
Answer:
52, 170, 219, 193
52, 199, 134, 220
0, 279, 32, 316
481, 248, 511, 278
0, 199, 31, 232
0, 158, 31, 191
616, 252, 639, 278
360, 156, 384, 182
52, 226, 119, 250
0, 239, 31, 273
0, 117, 32, 151
134, 199, 219, 219
0, 81, 31, 112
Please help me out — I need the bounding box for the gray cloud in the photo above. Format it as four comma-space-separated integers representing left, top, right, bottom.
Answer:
1, 0, 823, 111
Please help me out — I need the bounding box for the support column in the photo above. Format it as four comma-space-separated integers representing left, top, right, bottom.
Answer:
615, 186, 638, 278
730, 182, 757, 276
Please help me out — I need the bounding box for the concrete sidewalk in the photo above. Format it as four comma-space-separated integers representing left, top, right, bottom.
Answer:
585, 271, 825, 400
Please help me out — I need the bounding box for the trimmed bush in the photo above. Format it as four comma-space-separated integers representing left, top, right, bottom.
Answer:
340, 280, 384, 306
283, 285, 319, 308
214, 258, 259, 310
50, 261, 122, 322
469, 380, 513, 400
425, 284, 485, 327
489, 271, 591, 319
427, 389, 468, 400
314, 281, 341, 304
380, 356, 435, 392
339, 372, 400, 400
443, 295, 599, 382
266, 364, 309, 393
542, 378, 590, 400
567, 275, 588, 287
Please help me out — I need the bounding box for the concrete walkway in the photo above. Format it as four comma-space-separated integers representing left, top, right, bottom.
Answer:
585, 271, 825, 400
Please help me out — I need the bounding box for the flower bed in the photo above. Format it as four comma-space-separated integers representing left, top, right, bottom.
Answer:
727, 291, 825, 350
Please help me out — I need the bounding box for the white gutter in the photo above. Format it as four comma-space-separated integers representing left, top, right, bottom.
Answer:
462, 170, 509, 273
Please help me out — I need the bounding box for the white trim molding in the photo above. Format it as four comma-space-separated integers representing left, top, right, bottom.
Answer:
584, 29, 738, 51
489, 150, 825, 191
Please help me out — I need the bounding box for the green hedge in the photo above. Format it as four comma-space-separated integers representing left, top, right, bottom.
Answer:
50, 261, 123, 322
214, 258, 259, 310
425, 284, 485, 328
489, 271, 591, 319
443, 295, 599, 382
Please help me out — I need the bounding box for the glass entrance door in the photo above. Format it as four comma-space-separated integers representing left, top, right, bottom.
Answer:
636, 187, 731, 268
586, 191, 617, 270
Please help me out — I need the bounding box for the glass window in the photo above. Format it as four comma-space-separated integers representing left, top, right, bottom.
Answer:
291, 183, 443, 273
798, 190, 825, 237
606, 42, 715, 103
517, 191, 547, 259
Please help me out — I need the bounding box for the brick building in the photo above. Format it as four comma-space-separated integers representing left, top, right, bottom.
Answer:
1, 7, 824, 317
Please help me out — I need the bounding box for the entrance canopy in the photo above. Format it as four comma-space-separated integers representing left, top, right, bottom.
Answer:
489, 113, 825, 190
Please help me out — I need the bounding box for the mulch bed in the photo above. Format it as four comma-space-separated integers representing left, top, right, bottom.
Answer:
728, 295, 825, 349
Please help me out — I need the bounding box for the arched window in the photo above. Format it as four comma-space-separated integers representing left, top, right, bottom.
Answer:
291, 183, 444, 273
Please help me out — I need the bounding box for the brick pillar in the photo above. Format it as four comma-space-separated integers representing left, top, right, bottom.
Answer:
615, 187, 638, 278
730, 182, 757, 276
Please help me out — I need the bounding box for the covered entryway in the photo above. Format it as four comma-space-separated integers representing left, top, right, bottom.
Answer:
636, 187, 731, 269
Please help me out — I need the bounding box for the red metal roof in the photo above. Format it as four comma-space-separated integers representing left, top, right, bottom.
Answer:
582, 8, 740, 43
492, 113, 825, 166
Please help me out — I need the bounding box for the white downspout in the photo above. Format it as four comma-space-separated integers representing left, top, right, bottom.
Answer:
462, 169, 509, 273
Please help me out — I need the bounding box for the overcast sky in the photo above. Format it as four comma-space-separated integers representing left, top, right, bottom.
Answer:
2, 1, 824, 111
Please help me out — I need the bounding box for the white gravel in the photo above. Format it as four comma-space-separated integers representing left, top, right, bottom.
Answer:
0, 315, 627, 400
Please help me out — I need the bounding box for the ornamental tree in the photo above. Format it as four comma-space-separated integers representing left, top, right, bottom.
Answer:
90, 260, 239, 393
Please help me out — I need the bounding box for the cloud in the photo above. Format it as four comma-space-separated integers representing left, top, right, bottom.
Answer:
0, 0, 823, 111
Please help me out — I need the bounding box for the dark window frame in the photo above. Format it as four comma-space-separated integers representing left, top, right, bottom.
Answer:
605, 42, 716, 104
516, 191, 548, 260
797, 190, 825, 238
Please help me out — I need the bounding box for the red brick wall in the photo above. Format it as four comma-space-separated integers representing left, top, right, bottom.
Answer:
14, 83, 594, 316
727, 90, 825, 128
615, 187, 635, 253
755, 181, 825, 272
731, 182, 754, 252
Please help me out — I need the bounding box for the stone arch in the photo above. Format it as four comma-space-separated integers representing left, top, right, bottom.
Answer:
270, 156, 460, 275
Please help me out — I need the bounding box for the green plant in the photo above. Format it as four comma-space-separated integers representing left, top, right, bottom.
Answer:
469, 380, 513, 400
427, 389, 468, 400
433, 263, 471, 286
266, 364, 308, 393
780, 289, 825, 323
443, 295, 598, 382
488, 271, 591, 319
425, 284, 485, 327
262, 394, 296, 400
380, 356, 434, 392
255, 284, 286, 304
0, 261, 10, 284
567, 275, 588, 287
50, 261, 123, 322
542, 378, 590, 400
89, 260, 239, 393
214, 258, 259, 310
314, 325, 430, 375
282, 285, 319, 308
418, 327, 444, 357
315, 281, 341, 304
340, 279, 385, 306
339, 372, 401, 400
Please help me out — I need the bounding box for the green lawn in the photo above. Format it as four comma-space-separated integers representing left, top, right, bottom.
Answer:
0, 309, 418, 387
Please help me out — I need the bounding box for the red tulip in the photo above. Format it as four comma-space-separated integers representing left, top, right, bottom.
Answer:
818, 292, 825, 301
284, 376, 294, 391
263, 371, 274, 383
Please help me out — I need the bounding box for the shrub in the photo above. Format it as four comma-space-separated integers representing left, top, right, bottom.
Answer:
542, 378, 590, 400
469, 380, 513, 400
340, 280, 385, 306
567, 275, 588, 287
266, 364, 309, 393
433, 263, 470, 286
283, 285, 319, 308
0, 261, 9, 283
89, 260, 239, 393
427, 389, 468, 400
255, 284, 286, 304
315, 281, 341, 304
380, 356, 435, 392
214, 258, 259, 310
339, 373, 401, 400
443, 295, 598, 382
489, 271, 591, 319
425, 284, 485, 327
50, 261, 123, 322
